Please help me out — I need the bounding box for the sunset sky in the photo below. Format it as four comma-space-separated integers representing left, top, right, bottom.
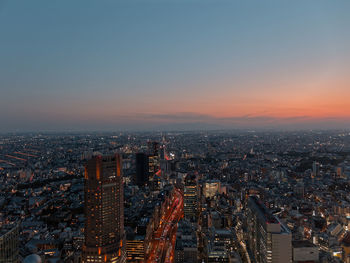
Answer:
1, 0, 350, 131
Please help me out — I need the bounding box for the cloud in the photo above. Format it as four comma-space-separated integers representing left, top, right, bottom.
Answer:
1, 111, 349, 132
124, 112, 350, 130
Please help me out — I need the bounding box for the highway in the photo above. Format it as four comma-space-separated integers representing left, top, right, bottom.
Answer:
239, 241, 251, 263
146, 188, 183, 263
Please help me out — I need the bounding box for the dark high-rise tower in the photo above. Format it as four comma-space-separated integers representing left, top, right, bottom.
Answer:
82, 154, 126, 263
135, 153, 149, 187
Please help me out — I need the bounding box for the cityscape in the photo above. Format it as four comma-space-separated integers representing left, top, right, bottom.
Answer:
1, 131, 350, 262
1, 0, 350, 263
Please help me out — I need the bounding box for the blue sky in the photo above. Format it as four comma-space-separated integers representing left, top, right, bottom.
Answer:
1, 0, 350, 131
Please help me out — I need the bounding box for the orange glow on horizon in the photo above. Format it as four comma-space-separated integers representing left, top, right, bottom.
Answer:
25, 73, 350, 126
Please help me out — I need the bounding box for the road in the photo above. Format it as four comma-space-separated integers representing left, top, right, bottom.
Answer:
146, 188, 183, 263
239, 241, 251, 263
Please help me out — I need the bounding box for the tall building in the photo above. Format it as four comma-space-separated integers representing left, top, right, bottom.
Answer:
135, 153, 149, 187
204, 180, 221, 198
174, 219, 198, 263
126, 236, 145, 262
82, 154, 126, 263
148, 155, 159, 176
207, 228, 233, 263
0, 222, 19, 263
336, 166, 344, 178
312, 161, 320, 177
147, 141, 159, 156
184, 174, 198, 221
293, 182, 305, 198
147, 141, 160, 177
247, 196, 292, 263
148, 151, 160, 190
292, 240, 319, 263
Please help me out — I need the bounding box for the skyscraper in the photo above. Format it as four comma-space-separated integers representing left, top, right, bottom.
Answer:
312, 161, 320, 177
147, 141, 160, 176
82, 154, 126, 263
135, 153, 149, 187
247, 196, 292, 263
184, 174, 198, 222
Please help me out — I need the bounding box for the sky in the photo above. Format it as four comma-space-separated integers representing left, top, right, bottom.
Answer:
1, 0, 350, 131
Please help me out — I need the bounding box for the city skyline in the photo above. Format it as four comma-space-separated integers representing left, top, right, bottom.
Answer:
1, 130, 350, 262
1, 0, 350, 131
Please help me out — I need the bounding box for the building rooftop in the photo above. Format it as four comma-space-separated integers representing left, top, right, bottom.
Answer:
249, 196, 278, 224
292, 240, 317, 248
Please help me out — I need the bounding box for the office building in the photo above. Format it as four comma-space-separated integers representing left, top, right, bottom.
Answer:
247, 196, 292, 263
147, 141, 159, 157
135, 153, 149, 187
184, 174, 198, 221
126, 237, 145, 262
292, 240, 319, 263
204, 180, 221, 198
313, 161, 320, 177
148, 155, 159, 176
82, 154, 126, 263
0, 222, 19, 263
174, 219, 198, 263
